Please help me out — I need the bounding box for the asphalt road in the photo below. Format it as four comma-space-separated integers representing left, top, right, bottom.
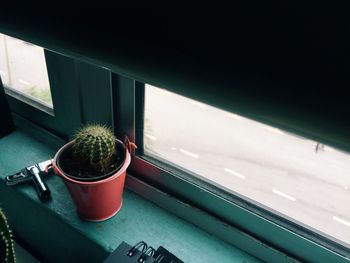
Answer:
144, 85, 350, 245
0, 34, 51, 104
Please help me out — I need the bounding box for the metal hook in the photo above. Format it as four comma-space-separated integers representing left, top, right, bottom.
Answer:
127, 241, 148, 257
124, 136, 137, 156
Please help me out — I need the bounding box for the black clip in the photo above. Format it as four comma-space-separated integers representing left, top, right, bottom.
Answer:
127, 241, 148, 257
154, 254, 165, 263
138, 246, 156, 263
154, 246, 184, 263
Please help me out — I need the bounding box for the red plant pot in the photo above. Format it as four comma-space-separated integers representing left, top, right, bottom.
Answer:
52, 140, 131, 222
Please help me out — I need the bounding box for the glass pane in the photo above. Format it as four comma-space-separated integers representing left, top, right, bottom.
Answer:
0, 33, 53, 107
144, 84, 350, 246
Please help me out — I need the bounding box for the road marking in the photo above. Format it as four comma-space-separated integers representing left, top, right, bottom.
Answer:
179, 148, 199, 159
171, 147, 177, 150
190, 100, 207, 108
145, 134, 157, 141
19, 79, 31, 86
272, 189, 296, 202
224, 168, 246, 179
265, 126, 285, 135
333, 216, 350, 227
225, 112, 243, 121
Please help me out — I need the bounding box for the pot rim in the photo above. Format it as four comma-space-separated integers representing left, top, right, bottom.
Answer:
53, 139, 131, 185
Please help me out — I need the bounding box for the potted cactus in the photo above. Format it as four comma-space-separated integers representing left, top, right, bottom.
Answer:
0, 208, 16, 263
52, 125, 135, 221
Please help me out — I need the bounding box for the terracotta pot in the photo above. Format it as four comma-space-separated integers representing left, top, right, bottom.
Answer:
52, 140, 131, 222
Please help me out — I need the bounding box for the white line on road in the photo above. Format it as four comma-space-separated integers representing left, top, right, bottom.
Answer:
145, 134, 157, 141
224, 168, 246, 179
333, 216, 350, 227
179, 148, 199, 159
272, 189, 296, 202
19, 79, 31, 86
265, 126, 285, 135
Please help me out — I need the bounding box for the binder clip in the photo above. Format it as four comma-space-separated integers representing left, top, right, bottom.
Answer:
154, 246, 184, 263
138, 246, 156, 263
103, 241, 184, 263
5, 159, 53, 201
104, 241, 157, 263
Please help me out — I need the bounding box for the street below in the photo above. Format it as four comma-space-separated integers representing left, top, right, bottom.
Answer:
144, 85, 350, 246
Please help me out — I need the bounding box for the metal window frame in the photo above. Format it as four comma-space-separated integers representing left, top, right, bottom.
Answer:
4, 49, 114, 139
114, 78, 350, 263
3, 37, 349, 261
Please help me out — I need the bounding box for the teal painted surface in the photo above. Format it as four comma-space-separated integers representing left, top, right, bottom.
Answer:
0, 131, 262, 263
14, 243, 40, 263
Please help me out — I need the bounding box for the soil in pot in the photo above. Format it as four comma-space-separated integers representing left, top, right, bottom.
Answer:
58, 140, 126, 182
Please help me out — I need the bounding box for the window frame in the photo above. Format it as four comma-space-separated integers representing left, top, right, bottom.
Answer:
114, 79, 350, 263
2, 34, 349, 261
3, 46, 114, 138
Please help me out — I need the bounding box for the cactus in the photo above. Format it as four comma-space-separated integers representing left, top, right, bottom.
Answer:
72, 125, 116, 173
0, 208, 16, 263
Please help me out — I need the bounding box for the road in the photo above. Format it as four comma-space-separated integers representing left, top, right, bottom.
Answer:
144, 85, 350, 245
0, 34, 52, 105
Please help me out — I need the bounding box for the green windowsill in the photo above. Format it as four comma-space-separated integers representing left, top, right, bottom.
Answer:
0, 130, 261, 263
15, 243, 41, 263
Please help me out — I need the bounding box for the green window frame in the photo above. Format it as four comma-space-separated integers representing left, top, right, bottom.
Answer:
114, 80, 350, 263
2, 36, 349, 263
3, 48, 114, 139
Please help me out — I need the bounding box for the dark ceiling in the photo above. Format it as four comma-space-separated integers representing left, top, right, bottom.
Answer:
1, 4, 349, 151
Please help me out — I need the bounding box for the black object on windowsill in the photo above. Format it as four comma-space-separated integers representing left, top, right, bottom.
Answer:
153, 246, 184, 263
103, 241, 184, 263
5, 159, 53, 202
0, 75, 15, 138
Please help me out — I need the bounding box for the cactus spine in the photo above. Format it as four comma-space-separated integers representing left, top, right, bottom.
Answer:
0, 208, 16, 263
73, 125, 116, 173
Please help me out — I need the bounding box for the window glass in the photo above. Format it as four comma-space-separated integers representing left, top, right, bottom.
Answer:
0, 33, 53, 107
144, 84, 350, 245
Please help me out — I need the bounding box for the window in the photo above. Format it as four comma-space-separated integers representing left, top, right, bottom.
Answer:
2, 31, 348, 261
119, 81, 350, 262
1, 32, 113, 138
0, 33, 53, 107
143, 84, 350, 246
